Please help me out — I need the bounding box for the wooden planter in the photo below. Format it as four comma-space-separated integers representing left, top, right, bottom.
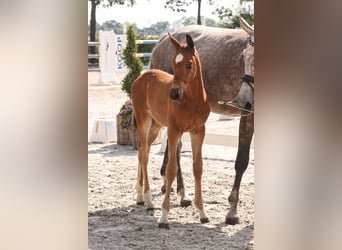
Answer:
129, 127, 139, 150
116, 115, 131, 145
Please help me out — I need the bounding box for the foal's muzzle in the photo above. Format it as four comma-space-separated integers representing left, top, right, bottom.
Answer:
170, 88, 183, 101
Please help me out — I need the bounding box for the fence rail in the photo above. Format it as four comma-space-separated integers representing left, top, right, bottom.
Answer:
88, 41, 100, 46
88, 54, 100, 59
88, 38, 158, 71
135, 40, 159, 45
135, 52, 152, 58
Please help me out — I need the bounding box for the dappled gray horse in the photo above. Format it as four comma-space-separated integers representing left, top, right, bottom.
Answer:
150, 18, 254, 224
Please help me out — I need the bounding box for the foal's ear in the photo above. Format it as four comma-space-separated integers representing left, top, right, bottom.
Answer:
186, 34, 194, 50
168, 32, 181, 50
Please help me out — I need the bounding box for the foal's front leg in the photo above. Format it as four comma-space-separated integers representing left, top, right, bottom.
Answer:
159, 130, 182, 229
190, 126, 209, 223
160, 139, 192, 207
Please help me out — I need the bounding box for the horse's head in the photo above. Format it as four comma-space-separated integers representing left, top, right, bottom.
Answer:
168, 33, 198, 102
232, 17, 255, 114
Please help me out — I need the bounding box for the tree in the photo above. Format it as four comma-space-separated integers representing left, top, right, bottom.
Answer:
180, 16, 197, 26
89, 0, 136, 63
202, 17, 219, 27
121, 25, 143, 98
151, 21, 171, 36
214, 0, 254, 28
89, 0, 136, 43
101, 20, 124, 34
165, 0, 215, 25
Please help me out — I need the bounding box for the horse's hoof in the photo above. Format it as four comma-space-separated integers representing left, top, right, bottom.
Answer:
200, 217, 210, 223
180, 198, 192, 207
225, 217, 240, 225
158, 223, 170, 229
136, 201, 145, 206
146, 207, 154, 216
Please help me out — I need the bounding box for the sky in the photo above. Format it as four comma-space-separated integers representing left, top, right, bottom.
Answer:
88, 0, 239, 28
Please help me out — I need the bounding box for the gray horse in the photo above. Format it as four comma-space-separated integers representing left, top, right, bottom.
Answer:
150, 18, 254, 224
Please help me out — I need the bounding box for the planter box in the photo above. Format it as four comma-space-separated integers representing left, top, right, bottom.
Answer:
116, 115, 131, 145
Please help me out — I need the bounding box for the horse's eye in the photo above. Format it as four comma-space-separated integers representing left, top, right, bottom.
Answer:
186, 63, 192, 69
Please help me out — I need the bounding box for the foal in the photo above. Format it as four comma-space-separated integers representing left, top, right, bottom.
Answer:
131, 33, 210, 229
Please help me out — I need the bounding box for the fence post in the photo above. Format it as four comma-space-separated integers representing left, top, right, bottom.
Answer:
98, 31, 116, 84
89, 35, 158, 85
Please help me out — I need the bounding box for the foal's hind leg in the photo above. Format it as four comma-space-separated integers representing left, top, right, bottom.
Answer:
136, 119, 160, 210
160, 140, 192, 207
226, 114, 254, 224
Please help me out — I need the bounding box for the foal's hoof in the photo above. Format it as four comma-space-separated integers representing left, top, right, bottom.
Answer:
136, 201, 145, 206
180, 198, 192, 207
158, 223, 170, 229
225, 217, 240, 225
200, 217, 210, 223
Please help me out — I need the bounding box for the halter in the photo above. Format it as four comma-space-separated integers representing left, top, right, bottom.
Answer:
241, 74, 254, 92
241, 36, 254, 92
248, 36, 254, 46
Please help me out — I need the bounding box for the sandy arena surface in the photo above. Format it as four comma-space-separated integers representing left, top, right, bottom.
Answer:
88, 72, 254, 250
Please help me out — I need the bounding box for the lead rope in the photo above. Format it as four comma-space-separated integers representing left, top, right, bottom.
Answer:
217, 101, 254, 116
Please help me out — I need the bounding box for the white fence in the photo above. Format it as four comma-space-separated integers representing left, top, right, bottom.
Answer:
88, 31, 158, 85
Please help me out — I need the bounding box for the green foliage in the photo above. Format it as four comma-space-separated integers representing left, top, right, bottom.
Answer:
105, 0, 135, 7
150, 21, 171, 35
164, 0, 215, 25
164, 0, 215, 12
181, 16, 197, 25
165, 0, 191, 12
121, 25, 143, 98
101, 20, 123, 34
214, 0, 254, 28
90, 0, 136, 8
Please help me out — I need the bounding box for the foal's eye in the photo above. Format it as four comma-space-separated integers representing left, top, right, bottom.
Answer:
186, 62, 192, 69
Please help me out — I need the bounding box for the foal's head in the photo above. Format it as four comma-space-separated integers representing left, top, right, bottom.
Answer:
234, 17, 255, 113
168, 33, 199, 102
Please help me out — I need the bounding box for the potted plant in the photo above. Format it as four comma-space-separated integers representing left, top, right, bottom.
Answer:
116, 24, 143, 149
116, 99, 138, 148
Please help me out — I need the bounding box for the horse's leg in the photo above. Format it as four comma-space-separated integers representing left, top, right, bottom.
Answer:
160, 140, 192, 207
147, 120, 161, 152
160, 141, 169, 193
190, 126, 209, 223
226, 114, 254, 224
159, 129, 182, 229
135, 118, 154, 210
176, 140, 192, 207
